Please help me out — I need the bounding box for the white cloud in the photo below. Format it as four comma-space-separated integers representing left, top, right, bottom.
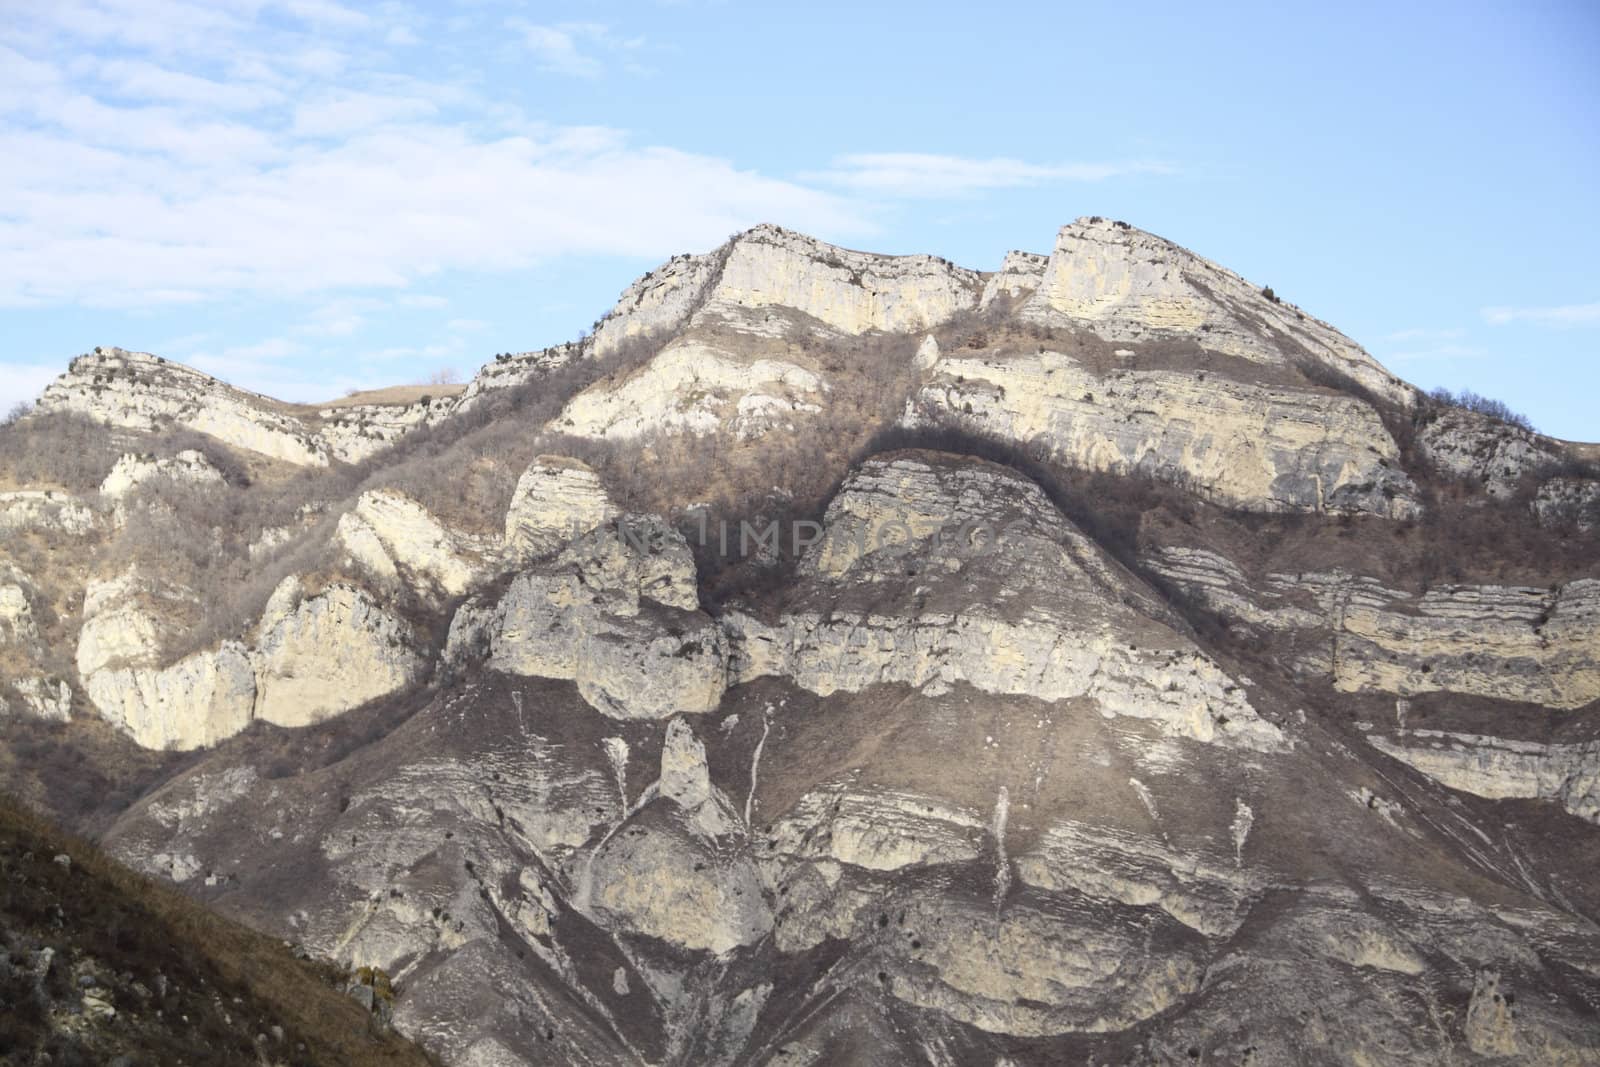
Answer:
0, 363, 64, 415
0, 4, 872, 312
276, 0, 370, 31
807, 153, 1174, 198
291, 90, 439, 136
1482, 302, 1600, 327
95, 58, 281, 110
508, 21, 606, 78
446, 318, 488, 332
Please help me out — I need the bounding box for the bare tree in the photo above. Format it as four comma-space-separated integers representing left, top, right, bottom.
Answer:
426, 367, 461, 386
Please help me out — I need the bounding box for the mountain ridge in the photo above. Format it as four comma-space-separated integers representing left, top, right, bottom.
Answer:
2, 216, 1598, 1066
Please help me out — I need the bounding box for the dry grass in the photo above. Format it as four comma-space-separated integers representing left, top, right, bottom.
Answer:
309, 384, 467, 409
0, 791, 437, 1065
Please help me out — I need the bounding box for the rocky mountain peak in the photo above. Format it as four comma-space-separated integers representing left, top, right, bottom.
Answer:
4, 216, 1599, 1067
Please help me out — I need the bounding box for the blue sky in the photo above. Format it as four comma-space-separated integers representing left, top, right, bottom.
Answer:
2, 0, 1596, 440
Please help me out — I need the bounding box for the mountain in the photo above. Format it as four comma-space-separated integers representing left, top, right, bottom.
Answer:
1, 218, 1598, 1066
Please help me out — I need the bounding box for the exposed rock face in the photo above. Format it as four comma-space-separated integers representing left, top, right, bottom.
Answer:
1148, 547, 1600, 710
1418, 406, 1559, 496
730, 453, 1284, 750
0, 490, 96, 536
699, 224, 981, 336
455, 517, 727, 719
556, 342, 823, 441
0, 571, 38, 644
252, 584, 425, 728
502, 456, 617, 560
1332, 579, 1600, 709
1369, 730, 1600, 822
335, 490, 490, 600
979, 250, 1049, 308
11, 219, 1600, 1067
34, 347, 464, 468
2, 676, 73, 721
99, 449, 223, 499
75, 571, 174, 678
75, 571, 257, 748
581, 718, 770, 954
75, 571, 422, 748
91, 447, 1600, 1067
315, 398, 444, 464
590, 250, 724, 357
1535, 475, 1600, 530
1019, 217, 1412, 405
84, 643, 257, 750
907, 350, 1419, 515
454, 345, 580, 411
37, 348, 331, 466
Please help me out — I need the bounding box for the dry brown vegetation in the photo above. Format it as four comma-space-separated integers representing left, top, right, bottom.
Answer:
0, 791, 436, 1066
9, 311, 1595, 670
0, 412, 127, 493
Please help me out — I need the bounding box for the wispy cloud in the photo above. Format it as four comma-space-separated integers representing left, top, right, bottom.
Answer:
0, 6, 871, 310
1482, 302, 1600, 327
0, 364, 65, 415
806, 153, 1174, 198
506, 20, 639, 78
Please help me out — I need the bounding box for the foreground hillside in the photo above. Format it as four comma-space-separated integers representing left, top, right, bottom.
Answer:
1, 217, 1598, 1065
0, 794, 434, 1065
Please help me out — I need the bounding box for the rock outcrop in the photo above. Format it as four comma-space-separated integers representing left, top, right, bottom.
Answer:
452, 517, 727, 719
314, 397, 445, 465
906, 350, 1419, 515
335, 489, 490, 601
1, 677, 73, 722
84, 643, 257, 750
698, 224, 981, 336
502, 456, 617, 560
9, 218, 1600, 1067
98, 449, 223, 499
1369, 729, 1600, 823
580, 718, 770, 954
34, 347, 466, 468
252, 583, 425, 728
0, 569, 39, 645
556, 342, 823, 441
1018, 217, 1412, 405
76, 571, 423, 748
37, 348, 331, 466
979, 250, 1049, 308
729, 453, 1285, 750
1417, 406, 1560, 497
1148, 547, 1600, 710
0, 490, 96, 536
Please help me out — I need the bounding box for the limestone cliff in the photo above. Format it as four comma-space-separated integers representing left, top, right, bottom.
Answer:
906, 350, 1419, 515
1018, 217, 1412, 406
90, 448, 1600, 1067
5, 217, 1600, 1067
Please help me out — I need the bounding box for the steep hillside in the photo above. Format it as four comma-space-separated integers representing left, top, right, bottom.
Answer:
2, 217, 1598, 1065
0, 794, 435, 1065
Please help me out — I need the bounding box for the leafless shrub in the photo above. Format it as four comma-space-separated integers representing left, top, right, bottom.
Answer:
1427, 386, 1535, 432
0, 412, 124, 491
